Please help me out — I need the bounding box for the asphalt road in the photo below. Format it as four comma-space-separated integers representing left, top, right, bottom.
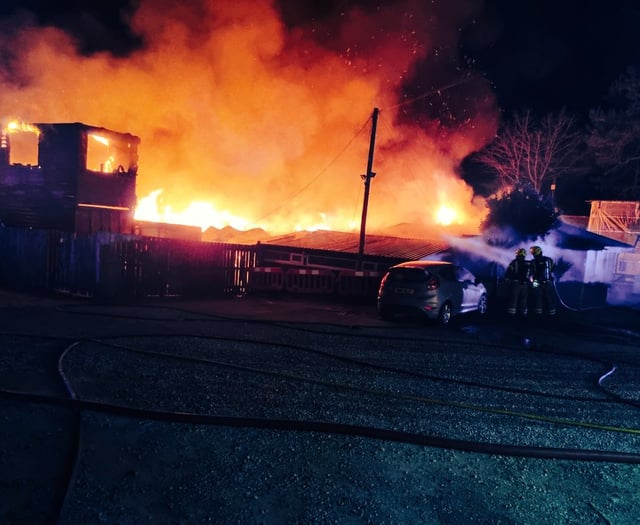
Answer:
1, 290, 640, 524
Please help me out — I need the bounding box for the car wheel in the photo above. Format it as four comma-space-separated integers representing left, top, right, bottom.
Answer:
437, 302, 452, 326
477, 294, 488, 315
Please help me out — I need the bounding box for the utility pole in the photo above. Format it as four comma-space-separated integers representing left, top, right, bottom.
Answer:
356, 107, 379, 270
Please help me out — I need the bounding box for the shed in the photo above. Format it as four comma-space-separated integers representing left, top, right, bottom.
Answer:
0, 122, 139, 234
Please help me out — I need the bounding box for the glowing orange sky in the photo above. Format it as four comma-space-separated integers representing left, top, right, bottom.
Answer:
0, 0, 499, 236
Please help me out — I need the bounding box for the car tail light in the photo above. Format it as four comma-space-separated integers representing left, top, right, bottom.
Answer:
426, 277, 439, 290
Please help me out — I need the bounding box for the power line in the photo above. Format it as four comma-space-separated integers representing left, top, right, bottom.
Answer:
383, 74, 482, 111
256, 114, 373, 223
256, 75, 481, 226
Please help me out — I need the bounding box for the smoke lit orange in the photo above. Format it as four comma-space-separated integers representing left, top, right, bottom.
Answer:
0, 0, 498, 238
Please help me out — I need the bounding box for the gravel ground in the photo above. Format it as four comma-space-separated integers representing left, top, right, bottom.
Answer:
1, 291, 640, 524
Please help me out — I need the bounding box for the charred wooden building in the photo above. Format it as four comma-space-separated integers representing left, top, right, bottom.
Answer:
0, 122, 139, 233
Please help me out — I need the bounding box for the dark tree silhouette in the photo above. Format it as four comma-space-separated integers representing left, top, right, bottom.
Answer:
472, 109, 584, 195
481, 182, 560, 246
588, 66, 640, 200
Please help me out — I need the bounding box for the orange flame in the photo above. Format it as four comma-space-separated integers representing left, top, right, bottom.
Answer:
136, 189, 260, 232
90, 134, 109, 146
4, 120, 41, 135
435, 205, 458, 226
0, 0, 497, 238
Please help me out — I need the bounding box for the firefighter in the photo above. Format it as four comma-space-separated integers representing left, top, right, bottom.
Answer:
505, 248, 531, 317
529, 245, 557, 316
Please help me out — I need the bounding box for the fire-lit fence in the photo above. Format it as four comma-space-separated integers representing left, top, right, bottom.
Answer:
247, 267, 384, 298
0, 226, 624, 306
97, 236, 257, 298
0, 227, 256, 299
0, 226, 390, 300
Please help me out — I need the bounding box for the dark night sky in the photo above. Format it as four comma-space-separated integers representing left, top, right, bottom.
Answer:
1, 0, 638, 117
461, 0, 640, 113
278, 0, 640, 114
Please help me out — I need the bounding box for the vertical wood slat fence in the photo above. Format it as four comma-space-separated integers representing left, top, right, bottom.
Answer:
0, 227, 256, 299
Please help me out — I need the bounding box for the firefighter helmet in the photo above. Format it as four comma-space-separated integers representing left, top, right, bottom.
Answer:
515, 248, 526, 257
530, 245, 542, 256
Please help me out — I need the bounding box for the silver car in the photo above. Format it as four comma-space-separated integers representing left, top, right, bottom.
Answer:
377, 260, 488, 325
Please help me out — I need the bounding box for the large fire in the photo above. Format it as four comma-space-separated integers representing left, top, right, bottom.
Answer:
0, 0, 498, 238
5, 121, 40, 135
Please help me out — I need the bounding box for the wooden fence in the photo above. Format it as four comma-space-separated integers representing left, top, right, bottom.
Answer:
0, 227, 256, 299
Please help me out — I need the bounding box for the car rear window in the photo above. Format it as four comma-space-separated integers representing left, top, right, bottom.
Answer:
387, 268, 430, 283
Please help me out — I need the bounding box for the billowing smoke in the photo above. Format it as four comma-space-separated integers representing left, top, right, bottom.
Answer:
438, 226, 637, 309
0, 0, 498, 235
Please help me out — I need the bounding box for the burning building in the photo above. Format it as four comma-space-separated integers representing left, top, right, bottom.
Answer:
0, 121, 139, 234
0, 0, 499, 238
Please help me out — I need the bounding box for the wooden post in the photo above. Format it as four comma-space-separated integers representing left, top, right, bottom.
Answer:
356, 107, 379, 270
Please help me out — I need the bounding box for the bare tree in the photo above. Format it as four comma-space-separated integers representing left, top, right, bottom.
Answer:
473, 109, 584, 194
588, 66, 640, 199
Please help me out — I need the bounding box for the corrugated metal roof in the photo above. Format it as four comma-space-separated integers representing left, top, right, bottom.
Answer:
264, 230, 448, 260
559, 215, 589, 229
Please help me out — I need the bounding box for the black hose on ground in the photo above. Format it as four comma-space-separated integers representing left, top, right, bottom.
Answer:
2, 387, 640, 465
52, 342, 83, 525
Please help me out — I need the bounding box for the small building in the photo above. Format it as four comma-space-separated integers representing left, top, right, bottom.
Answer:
0, 122, 139, 234
585, 201, 640, 304
587, 200, 640, 246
